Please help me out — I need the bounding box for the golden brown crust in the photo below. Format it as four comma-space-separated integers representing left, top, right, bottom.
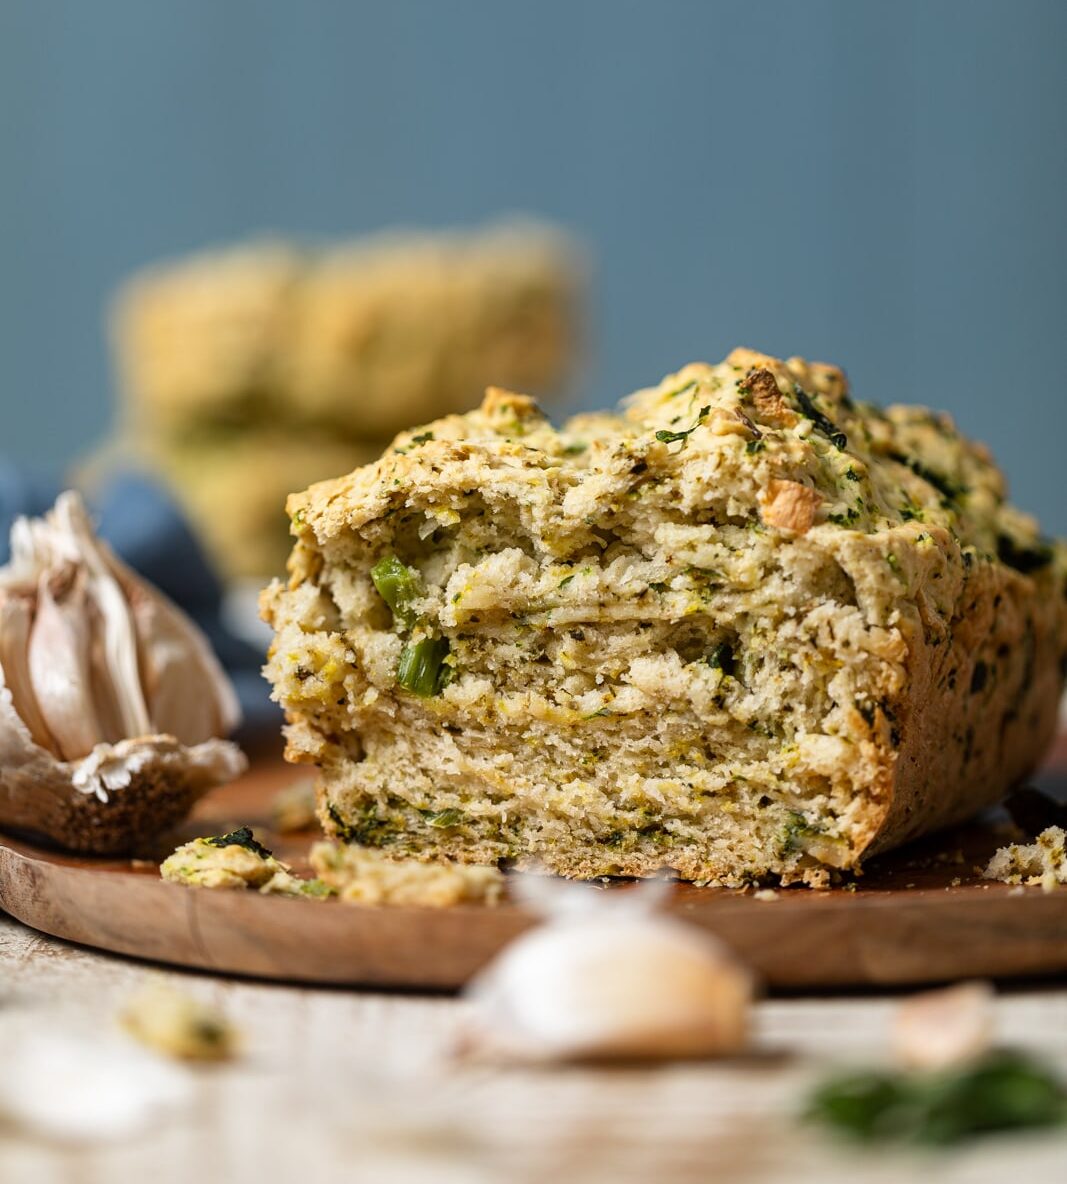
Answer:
868, 562, 1063, 855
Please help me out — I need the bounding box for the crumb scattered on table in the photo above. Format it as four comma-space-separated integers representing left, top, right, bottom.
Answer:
121, 983, 237, 1061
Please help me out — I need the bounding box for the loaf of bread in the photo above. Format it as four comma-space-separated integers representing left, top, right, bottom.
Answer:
111, 225, 579, 439
142, 431, 382, 582
262, 349, 1067, 886
110, 224, 580, 580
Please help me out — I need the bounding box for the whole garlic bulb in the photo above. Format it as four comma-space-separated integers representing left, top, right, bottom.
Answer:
0, 491, 246, 852
463, 878, 754, 1062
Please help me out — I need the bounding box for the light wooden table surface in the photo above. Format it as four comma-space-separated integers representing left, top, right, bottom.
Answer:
1, 912, 1065, 1184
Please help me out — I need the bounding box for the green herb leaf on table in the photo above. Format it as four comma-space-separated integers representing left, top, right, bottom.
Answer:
805, 1051, 1067, 1146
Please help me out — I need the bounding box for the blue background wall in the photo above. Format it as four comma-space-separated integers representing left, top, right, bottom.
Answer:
2, 0, 1064, 531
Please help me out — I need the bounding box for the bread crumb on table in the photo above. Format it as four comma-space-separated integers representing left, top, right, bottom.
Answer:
121, 983, 237, 1061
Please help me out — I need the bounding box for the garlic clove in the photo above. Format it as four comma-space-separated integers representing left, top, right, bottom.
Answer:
3, 489, 239, 745
892, 981, 995, 1072
0, 649, 63, 785
0, 590, 56, 751
116, 562, 240, 743
464, 880, 754, 1063
85, 596, 130, 746
55, 491, 153, 739
78, 497, 239, 741
28, 564, 105, 761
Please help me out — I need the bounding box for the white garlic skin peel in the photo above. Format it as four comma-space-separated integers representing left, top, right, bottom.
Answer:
464, 879, 753, 1062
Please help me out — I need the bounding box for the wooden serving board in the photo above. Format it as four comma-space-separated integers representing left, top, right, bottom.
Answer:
2, 738, 1066, 991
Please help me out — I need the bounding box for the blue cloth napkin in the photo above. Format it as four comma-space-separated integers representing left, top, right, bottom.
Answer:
0, 463, 278, 742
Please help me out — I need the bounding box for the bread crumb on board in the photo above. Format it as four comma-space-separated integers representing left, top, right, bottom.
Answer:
160, 828, 332, 899
310, 842, 504, 907
983, 826, 1067, 892
160, 828, 504, 908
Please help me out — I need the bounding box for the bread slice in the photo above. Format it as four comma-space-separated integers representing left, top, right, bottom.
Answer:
262, 349, 1067, 886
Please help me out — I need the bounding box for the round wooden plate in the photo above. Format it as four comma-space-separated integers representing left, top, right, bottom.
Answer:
2, 740, 1066, 990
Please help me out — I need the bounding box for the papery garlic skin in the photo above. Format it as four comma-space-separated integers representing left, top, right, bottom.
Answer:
71, 735, 247, 803
115, 561, 240, 744
464, 880, 753, 1062
892, 981, 995, 1072
0, 491, 246, 852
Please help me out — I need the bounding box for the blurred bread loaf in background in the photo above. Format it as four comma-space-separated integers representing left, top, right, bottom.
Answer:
107, 222, 582, 581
